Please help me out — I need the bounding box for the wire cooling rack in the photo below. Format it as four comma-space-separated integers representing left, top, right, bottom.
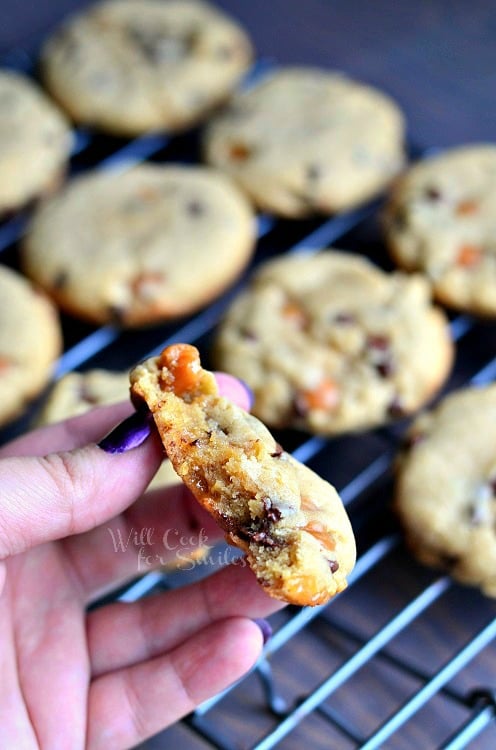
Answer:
1, 51, 496, 749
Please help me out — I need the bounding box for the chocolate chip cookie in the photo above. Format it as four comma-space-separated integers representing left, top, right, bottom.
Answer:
130, 343, 356, 605
204, 66, 406, 217
395, 385, 496, 596
22, 164, 256, 327
214, 250, 453, 435
41, 0, 253, 136
383, 144, 496, 316
0, 70, 72, 214
0, 265, 62, 427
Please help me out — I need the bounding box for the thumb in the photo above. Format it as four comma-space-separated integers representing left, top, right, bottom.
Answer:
0, 421, 163, 559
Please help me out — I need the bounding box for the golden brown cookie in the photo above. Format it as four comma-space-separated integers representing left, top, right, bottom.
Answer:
41, 0, 253, 136
383, 144, 496, 316
0, 70, 72, 214
204, 67, 405, 217
22, 164, 256, 327
214, 250, 454, 435
395, 385, 496, 596
0, 265, 62, 427
130, 343, 356, 606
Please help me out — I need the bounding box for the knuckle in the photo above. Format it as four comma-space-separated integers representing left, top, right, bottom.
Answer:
37, 451, 87, 535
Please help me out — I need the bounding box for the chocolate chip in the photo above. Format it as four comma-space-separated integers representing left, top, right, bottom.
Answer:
425, 186, 442, 201
440, 553, 460, 570
128, 28, 188, 63
403, 430, 426, 450
306, 164, 322, 181
367, 334, 390, 351
53, 271, 69, 290
328, 559, 339, 573
263, 498, 282, 523
250, 530, 278, 547
367, 335, 394, 377
376, 359, 394, 378
333, 312, 356, 325
468, 502, 488, 526
270, 443, 284, 458
490, 477, 496, 496
186, 199, 205, 217
387, 396, 406, 419
241, 328, 258, 342
292, 393, 308, 418
79, 383, 99, 406
238, 523, 279, 547
107, 305, 126, 325
392, 206, 409, 232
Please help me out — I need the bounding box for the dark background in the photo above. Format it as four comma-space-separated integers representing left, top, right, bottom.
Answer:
2, 0, 496, 147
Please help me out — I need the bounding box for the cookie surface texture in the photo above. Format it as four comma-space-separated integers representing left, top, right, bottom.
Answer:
22, 164, 256, 327
204, 67, 405, 217
215, 250, 453, 435
0, 70, 72, 214
130, 343, 356, 605
395, 385, 496, 596
42, 0, 253, 136
383, 144, 496, 316
0, 265, 62, 427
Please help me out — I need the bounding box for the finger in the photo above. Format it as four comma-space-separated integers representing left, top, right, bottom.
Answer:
6, 546, 88, 749
88, 562, 284, 677
87, 617, 262, 750
0, 430, 164, 560
0, 402, 133, 458
0, 582, 40, 748
62, 483, 225, 601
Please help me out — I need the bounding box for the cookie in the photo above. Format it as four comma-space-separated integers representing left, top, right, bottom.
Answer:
22, 164, 256, 327
203, 67, 406, 218
41, 0, 253, 136
0, 265, 62, 428
37, 369, 182, 492
214, 250, 453, 435
383, 144, 496, 317
0, 70, 72, 214
395, 385, 496, 596
130, 343, 356, 605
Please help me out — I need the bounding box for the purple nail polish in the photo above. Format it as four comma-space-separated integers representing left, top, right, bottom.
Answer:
98, 409, 154, 454
253, 618, 272, 645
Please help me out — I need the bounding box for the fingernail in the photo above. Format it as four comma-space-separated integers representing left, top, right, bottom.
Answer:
98, 409, 153, 454
253, 618, 272, 645
213, 372, 254, 411
239, 378, 255, 410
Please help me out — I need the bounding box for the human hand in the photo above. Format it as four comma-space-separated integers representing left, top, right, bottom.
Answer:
0, 375, 283, 749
